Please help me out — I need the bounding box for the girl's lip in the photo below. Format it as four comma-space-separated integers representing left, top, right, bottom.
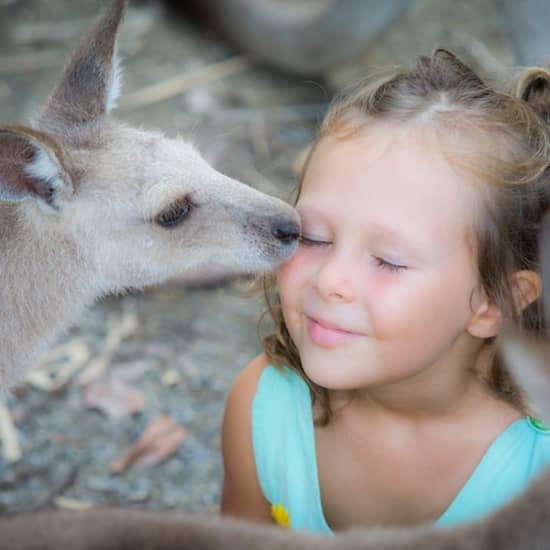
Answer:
306, 316, 362, 347
309, 316, 355, 333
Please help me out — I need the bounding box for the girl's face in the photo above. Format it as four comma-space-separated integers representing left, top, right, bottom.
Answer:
277, 125, 487, 392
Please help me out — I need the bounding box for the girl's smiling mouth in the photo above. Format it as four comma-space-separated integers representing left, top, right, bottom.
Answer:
306, 315, 363, 347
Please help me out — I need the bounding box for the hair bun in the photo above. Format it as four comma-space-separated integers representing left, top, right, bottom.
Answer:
515, 67, 550, 123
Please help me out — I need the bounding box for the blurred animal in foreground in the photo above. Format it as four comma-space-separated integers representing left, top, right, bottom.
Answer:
0, 0, 299, 387
2, 1, 550, 549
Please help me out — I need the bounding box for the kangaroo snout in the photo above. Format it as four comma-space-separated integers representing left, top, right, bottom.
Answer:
271, 216, 300, 245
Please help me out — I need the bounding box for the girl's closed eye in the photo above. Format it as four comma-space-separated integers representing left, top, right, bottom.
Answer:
299, 234, 332, 247
373, 256, 407, 273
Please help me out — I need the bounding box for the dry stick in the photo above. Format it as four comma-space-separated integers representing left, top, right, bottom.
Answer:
25, 339, 91, 392
77, 305, 139, 387
0, 399, 21, 463
118, 55, 252, 112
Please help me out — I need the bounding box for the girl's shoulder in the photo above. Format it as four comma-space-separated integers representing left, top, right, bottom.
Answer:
229, 354, 306, 405
220, 354, 310, 522
222, 354, 271, 447
223, 354, 303, 431
220, 353, 274, 521
228, 353, 272, 400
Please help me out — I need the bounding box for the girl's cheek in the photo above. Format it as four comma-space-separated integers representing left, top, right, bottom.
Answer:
277, 259, 304, 332
277, 252, 298, 279
277, 256, 300, 302
277, 249, 319, 319
362, 270, 423, 322
278, 247, 314, 283
363, 267, 405, 299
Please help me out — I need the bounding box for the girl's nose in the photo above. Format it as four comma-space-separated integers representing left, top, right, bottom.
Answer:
314, 254, 355, 302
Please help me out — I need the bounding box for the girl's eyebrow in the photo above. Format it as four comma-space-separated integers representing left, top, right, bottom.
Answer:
367, 222, 426, 254
297, 204, 324, 217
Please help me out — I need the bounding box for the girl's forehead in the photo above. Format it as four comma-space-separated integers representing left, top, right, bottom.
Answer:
302, 127, 473, 197
298, 126, 482, 243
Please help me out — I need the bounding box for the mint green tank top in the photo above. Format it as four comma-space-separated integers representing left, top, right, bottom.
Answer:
252, 365, 550, 534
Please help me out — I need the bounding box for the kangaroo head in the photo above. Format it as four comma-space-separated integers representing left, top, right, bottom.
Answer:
0, 0, 299, 296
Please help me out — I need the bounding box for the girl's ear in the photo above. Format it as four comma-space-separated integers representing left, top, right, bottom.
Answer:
466, 270, 541, 339
466, 291, 502, 339
509, 269, 542, 312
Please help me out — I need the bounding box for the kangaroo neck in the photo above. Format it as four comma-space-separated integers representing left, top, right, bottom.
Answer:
0, 206, 96, 385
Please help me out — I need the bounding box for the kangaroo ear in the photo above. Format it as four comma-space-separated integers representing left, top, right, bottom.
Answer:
37, 0, 127, 132
0, 126, 73, 210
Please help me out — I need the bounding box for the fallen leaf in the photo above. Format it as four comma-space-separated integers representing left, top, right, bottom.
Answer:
109, 414, 186, 473
83, 378, 145, 418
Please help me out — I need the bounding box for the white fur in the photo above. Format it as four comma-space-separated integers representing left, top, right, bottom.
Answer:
23, 145, 59, 185
105, 50, 123, 113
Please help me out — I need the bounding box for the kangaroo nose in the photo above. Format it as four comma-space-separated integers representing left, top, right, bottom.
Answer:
271, 217, 300, 244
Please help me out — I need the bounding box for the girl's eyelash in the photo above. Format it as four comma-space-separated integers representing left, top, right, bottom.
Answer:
299, 236, 406, 272
373, 256, 407, 272
299, 235, 331, 247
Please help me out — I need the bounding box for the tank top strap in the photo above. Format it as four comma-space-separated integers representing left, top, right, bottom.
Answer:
252, 365, 332, 533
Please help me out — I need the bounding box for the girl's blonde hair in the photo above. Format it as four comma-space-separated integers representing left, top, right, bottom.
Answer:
259, 49, 550, 424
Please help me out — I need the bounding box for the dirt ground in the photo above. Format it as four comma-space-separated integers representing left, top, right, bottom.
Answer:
0, 0, 530, 516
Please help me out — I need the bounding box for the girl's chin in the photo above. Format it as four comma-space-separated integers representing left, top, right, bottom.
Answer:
301, 361, 367, 392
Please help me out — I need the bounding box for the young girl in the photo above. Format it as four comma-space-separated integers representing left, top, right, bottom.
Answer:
220, 49, 550, 533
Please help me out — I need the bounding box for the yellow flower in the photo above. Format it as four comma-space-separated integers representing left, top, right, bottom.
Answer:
271, 502, 291, 528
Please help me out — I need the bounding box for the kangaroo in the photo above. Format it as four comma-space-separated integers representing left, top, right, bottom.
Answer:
0, 0, 300, 388
2, 2, 550, 549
